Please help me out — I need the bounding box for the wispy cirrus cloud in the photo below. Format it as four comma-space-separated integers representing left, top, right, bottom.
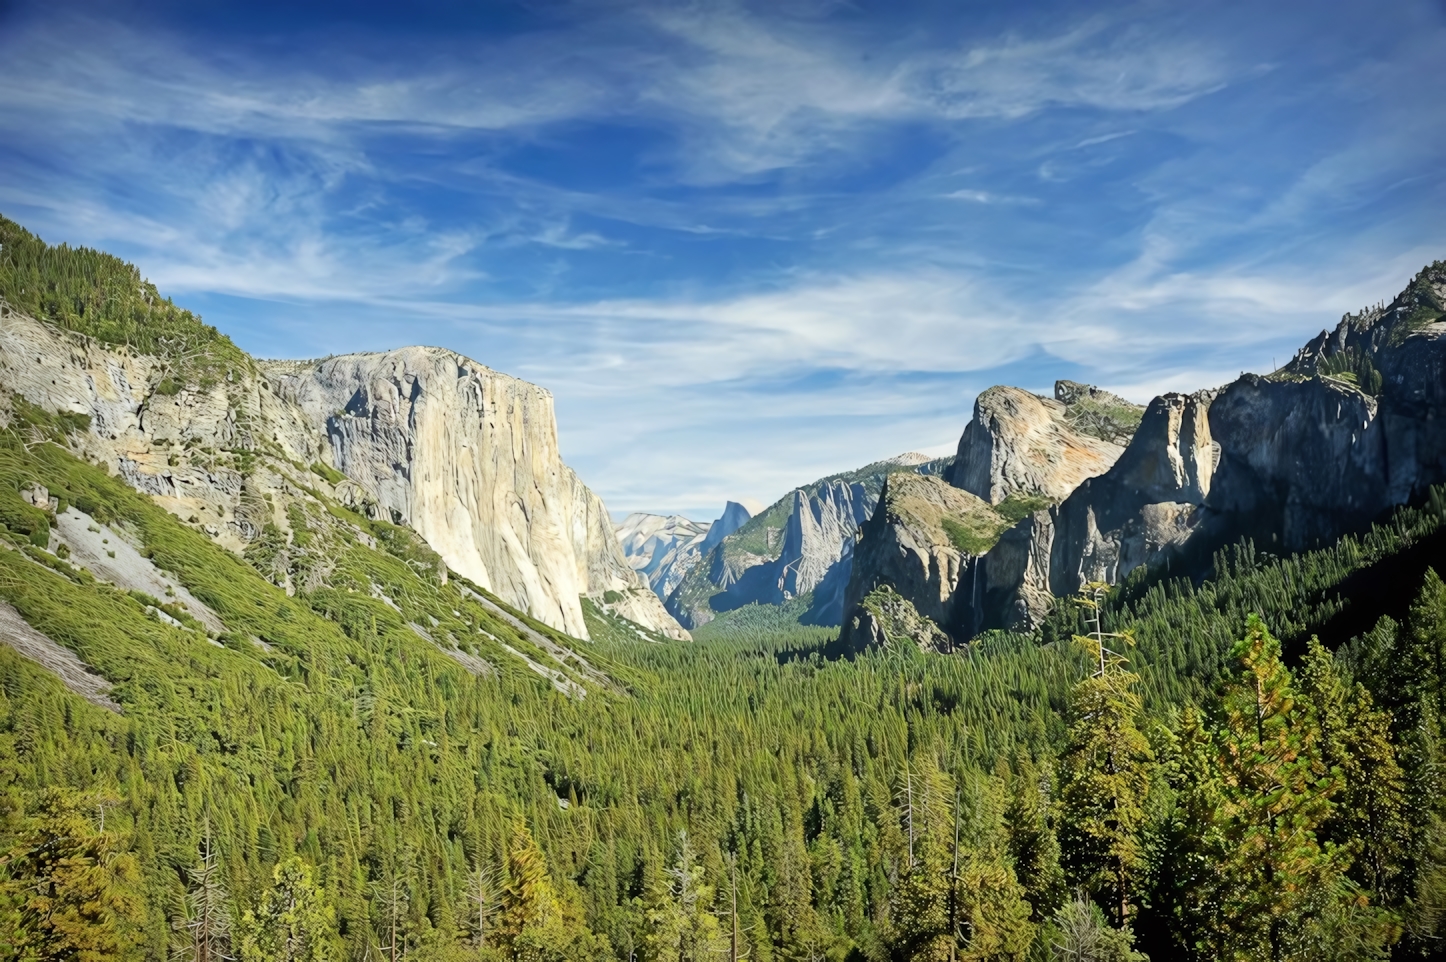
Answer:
1, 0, 1443, 517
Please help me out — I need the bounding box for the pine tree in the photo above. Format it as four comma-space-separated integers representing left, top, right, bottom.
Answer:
643, 830, 727, 962
1048, 891, 1147, 962
1057, 588, 1153, 926
1002, 753, 1064, 923
1297, 637, 1408, 903
371, 875, 410, 962
1190, 616, 1356, 961
492, 820, 609, 962
1, 788, 144, 962
460, 861, 499, 952
174, 821, 233, 962
887, 757, 955, 960
495, 821, 555, 954
237, 857, 339, 962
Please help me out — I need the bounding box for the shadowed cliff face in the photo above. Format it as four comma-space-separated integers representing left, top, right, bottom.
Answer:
843, 261, 1446, 647
615, 501, 754, 605
665, 454, 950, 629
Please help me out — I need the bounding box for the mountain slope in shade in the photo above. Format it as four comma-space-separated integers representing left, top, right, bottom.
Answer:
615, 500, 757, 603
666, 453, 951, 629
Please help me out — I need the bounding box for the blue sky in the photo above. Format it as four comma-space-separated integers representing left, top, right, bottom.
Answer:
2, 0, 1444, 520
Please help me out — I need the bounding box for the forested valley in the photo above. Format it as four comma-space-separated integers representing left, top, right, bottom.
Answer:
4, 226, 1446, 961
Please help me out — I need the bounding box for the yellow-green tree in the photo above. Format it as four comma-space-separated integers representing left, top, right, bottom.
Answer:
492, 820, 609, 962
237, 857, 339, 962
1, 788, 143, 962
643, 830, 727, 962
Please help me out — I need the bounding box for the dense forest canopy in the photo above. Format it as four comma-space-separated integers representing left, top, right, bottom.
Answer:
1, 226, 1446, 962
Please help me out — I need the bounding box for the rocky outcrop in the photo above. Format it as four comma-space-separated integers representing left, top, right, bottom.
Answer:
264, 348, 687, 640
841, 585, 953, 655
948, 384, 1139, 505
976, 391, 1216, 630
616, 500, 756, 605
845, 261, 1446, 647
840, 382, 1143, 645
838, 473, 1005, 648
617, 512, 712, 598
0, 307, 685, 640
666, 454, 949, 629
697, 501, 753, 556
0, 308, 323, 554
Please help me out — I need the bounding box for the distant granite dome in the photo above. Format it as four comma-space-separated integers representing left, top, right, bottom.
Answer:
665, 453, 955, 629
615, 500, 757, 603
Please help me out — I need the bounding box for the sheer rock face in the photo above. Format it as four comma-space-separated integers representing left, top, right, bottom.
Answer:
615, 501, 755, 604
616, 512, 712, 600
265, 348, 687, 641
776, 481, 874, 621
949, 386, 1129, 505
847, 262, 1446, 647
840, 383, 1140, 645
980, 391, 1217, 630
0, 311, 684, 640
839, 474, 994, 647
665, 454, 944, 629
677, 481, 876, 627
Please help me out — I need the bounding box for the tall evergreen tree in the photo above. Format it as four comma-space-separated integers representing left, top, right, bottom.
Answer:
1183, 617, 1361, 961
492, 820, 609, 962
1001, 754, 1064, 924
643, 830, 726, 962
1297, 637, 1408, 903
1057, 589, 1153, 926
174, 821, 233, 962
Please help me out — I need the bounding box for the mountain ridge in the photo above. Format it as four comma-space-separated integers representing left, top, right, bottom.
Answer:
843, 260, 1446, 650
0, 215, 685, 641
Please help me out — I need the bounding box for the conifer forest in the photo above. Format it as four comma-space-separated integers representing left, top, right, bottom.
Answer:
4, 227, 1446, 962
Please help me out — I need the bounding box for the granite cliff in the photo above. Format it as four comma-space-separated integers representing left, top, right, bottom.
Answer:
841, 383, 1143, 648
949, 384, 1138, 505
667, 454, 952, 629
616, 500, 754, 603
0, 308, 685, 640
843, 260, 1446, 648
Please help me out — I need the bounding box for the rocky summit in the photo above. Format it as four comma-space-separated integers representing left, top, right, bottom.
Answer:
842, 261, 1446, 649
664, 453, 951, 628
614, 503, 756, 603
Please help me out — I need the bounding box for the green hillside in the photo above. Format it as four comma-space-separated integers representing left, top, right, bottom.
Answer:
5, 391, 1446, 959
2, 229, 1446, 961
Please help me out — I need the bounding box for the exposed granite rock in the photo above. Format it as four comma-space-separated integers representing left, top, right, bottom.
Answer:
616, 512, 712, 598
0, 308, 684, 640
837, 472, 1003, 649
846, 261, 1446, 649
666, 454, 949, 629
978, 391, 1216, 630
697, 501, 753, 556
948, 385, 1135, 505
615, 500, 756, 604
0, 308, 322, 556
265, 348, 687, 640
841, 585, 953, 655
